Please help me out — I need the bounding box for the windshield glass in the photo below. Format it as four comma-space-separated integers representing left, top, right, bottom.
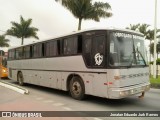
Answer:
109, 32, 147, 67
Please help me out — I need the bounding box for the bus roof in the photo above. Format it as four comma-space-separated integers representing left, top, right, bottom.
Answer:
8, 27, 144, 49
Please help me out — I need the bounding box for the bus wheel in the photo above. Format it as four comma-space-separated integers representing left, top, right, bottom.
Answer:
69, 76, 85, 100
17, 72, 24, 86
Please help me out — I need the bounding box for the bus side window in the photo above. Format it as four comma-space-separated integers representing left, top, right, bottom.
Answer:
33, 43, 42, 58
78, 35, 82, 53
15, 47, 23, 60
63, 36, 78, 55
24, 46, 31, 59
92, 35, 105, 67
83, 38, 92, 67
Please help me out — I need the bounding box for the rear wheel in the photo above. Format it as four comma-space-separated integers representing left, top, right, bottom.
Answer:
69, 76, 85, 100
17, 72, 24, 86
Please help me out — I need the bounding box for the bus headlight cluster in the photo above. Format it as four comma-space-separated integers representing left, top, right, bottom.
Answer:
120, 89, 135, 97
145, 85, 150, 91
120, 91, 129, 96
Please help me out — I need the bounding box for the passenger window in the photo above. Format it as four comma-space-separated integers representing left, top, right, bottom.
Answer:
83, 35, 105, 67
8, 49, 15, 60
83, 38, 92, 67
15, 47, 23, 59
46, 41, 58, 57
63, 36, 77, 55
92, 35, 105, 67
33, 43, 42, 58
24, 46, 31, 58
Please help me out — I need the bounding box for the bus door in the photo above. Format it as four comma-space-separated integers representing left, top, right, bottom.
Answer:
83, 33, 108, 97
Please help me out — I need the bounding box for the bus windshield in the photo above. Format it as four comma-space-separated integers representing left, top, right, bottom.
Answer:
109, 32, 147, 67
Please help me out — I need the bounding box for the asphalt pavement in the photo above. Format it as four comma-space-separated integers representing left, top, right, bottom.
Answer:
0, 79, 160, 120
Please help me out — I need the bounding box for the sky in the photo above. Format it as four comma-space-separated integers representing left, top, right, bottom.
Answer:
0, 0, 160, 52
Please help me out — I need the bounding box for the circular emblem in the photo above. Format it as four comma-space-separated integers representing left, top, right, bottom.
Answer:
94, 53, 103, 65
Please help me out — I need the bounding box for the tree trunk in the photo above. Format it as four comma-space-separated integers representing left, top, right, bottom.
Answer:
21, 37, 24, 45
78, 18, 82, 30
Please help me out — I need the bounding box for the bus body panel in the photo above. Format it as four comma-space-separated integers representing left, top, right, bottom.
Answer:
107, 67, 150, 99
8, 56, 109, 98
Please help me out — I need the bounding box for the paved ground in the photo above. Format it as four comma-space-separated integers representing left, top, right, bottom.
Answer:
0, 86, 87, 120
0, 79, 160, 120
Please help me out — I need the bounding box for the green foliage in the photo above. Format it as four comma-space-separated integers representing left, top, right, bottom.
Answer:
149, 58, 160, 65
6, 16, 39, 45
149, 42, 160, 57
156, 58, 160, 65
0, 35, 9, 47
126, 23, 160, 41
56, 0, 112, 30
150, 76, 160, 84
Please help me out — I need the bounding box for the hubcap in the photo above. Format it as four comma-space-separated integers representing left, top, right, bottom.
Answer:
72, 81, 81, 95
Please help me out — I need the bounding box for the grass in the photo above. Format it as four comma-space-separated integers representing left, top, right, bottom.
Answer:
150, 76, 160, 84
150, 76, 160, 88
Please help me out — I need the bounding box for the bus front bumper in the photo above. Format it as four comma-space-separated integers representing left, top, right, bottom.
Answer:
108, 82, 150, 99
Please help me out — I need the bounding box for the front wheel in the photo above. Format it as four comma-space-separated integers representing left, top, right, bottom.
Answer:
69, 76, 85, 100
17, 72, 24, 86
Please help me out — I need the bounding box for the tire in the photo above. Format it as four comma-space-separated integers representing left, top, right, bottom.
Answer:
69, 76, 85, 100
17, 72, 24, 86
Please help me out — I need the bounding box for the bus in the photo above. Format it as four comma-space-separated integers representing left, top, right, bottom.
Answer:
7, 28, 150, 99
0, 51, 8, 78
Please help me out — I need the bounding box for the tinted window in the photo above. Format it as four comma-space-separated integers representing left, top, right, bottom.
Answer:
92, 35, 105, 67
83, 34, 106, 67
46, 41, 58, 57
8, 49, 15, 60
33, 43, 42, 58
24, 46, 31, 58
15, 47, 23, 59
83, 38, 92, 66
63, 36, 77, 55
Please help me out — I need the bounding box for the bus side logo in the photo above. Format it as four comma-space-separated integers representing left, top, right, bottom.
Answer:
95, 53, 103, 65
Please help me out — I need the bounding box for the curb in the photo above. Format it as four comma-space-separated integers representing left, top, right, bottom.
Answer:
0, 80, 29, 94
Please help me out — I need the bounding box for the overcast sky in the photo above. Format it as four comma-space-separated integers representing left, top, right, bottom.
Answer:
0, 0, 159, 52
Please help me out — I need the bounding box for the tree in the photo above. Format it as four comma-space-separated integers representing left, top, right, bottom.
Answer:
126, 24, 140, 31
0, 35, 9, 47
138, 24, 150, 37
56, 0, 112, 30
126, 24, 151, 38
126, 24, 160, 59
6, 16, 39, 45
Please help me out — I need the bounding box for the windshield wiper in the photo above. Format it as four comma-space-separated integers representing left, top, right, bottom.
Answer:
136, 50, 147, 66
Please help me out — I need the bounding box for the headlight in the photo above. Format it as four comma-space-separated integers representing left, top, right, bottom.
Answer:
3, 69, 6, 73
120, 91, 129, 96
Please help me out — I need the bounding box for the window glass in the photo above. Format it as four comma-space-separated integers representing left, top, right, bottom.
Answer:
24, 46, 30, 58
63, 36, 77, 55
8, 49, 15, 60
83, 38, 92, 66
15, 47, 23, 59
46, 41, 58, 57
109, 32, 146, 67
92, 35, 105, 67
33, 44, 42, 58
46, 42, 50, 57
50, 41, 57, 56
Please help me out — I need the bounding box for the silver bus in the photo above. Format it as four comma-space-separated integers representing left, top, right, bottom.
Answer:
8, 28, 150, 99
